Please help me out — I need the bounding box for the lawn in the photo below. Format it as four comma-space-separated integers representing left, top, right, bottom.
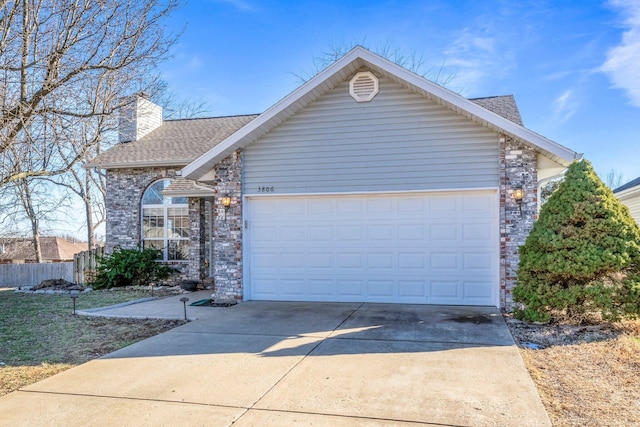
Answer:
506, 317, 640, 426
0, 288, 185, 396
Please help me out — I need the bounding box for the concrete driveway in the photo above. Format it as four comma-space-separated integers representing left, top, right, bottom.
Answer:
0, 301, 550, 426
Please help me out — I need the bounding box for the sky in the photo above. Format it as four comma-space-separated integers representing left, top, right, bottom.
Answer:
160, 0, 640, 185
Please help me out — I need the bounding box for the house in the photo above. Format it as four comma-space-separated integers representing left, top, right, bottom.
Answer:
614, 177, 640, 224
87, 46, 579, 309
0, 237, 88, 264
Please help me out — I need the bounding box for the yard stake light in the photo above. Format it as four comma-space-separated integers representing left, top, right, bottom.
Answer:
180, 297, 189, 321
70, 290, 80, 315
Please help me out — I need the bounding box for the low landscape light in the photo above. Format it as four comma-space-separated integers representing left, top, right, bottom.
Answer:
180, 297, 189, 321
70, 290, 80, 315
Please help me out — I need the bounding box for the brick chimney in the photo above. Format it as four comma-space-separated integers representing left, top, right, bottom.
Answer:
118, 94, 163, 143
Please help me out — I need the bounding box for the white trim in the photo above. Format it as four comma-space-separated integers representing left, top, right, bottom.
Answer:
183, 46, 578, 181
243, 186, 500, 198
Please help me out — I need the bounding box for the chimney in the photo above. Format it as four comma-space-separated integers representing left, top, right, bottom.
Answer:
118, 94, 163, 143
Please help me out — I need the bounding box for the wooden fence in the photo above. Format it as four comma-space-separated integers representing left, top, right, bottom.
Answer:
73, 246, 105, 285
0, 262, 74, 288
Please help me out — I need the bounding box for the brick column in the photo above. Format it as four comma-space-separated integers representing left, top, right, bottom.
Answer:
187, 198, 206, 280
212, 150, 244, 300
499, 136, 537, 310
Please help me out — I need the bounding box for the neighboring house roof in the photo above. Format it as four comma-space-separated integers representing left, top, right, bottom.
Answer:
614, 176, 640, 194
86, 114, 259, 169
0, 237, 88, 261
183, 46, 579, 181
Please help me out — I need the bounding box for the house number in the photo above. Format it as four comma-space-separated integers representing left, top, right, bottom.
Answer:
258, 186, 275, 193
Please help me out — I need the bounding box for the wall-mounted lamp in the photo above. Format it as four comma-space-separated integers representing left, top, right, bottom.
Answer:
221, 195, 231, 220
513, 186, 524, 216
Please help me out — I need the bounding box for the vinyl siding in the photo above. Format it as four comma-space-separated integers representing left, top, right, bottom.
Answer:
621, 193, 640, 225
243, 75, 500, 194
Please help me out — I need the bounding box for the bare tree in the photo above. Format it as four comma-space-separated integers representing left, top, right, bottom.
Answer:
294, 39, 455, 88
603, 168, 624, 190
0, 0, 182, 189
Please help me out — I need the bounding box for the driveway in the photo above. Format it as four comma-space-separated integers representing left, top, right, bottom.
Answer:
0, 301, 550, 426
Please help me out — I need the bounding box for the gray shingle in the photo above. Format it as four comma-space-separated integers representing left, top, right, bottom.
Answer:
87, 114, 258, 168
470, 95, 523, 126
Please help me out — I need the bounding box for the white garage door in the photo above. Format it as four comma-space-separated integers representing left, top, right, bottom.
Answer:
245, 191, 498, 306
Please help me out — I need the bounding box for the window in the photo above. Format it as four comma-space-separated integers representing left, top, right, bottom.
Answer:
141, 179, 189, 261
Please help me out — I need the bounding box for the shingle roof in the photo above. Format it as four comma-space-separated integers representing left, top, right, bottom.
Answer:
470, 95, 523, 126
162, 177, 216, 197
86, 114, 259, 168
614, 176, 640, 193
0, 237, 88, 261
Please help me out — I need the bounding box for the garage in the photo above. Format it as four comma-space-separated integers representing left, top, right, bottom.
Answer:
245, 190, 499, 305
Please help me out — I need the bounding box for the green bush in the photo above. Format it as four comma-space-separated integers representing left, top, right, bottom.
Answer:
89, 246, 175, 289
513, 160, 640, 323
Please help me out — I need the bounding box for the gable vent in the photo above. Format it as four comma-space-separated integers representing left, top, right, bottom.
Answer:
349, 71, 379, 102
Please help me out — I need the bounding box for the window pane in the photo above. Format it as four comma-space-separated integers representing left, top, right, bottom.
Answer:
168, 240, 189, 261
142, 208, 165, 238
142, 179, 188, 205
142, 240, 164, 260
142, 180, 169, 205
168, 207, 189, 238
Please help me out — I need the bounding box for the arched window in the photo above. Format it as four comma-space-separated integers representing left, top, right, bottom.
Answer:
141, 179, 189, 261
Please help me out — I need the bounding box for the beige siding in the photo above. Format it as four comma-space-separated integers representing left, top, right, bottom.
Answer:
243, 75, 500, 194
621, 194, 640, 225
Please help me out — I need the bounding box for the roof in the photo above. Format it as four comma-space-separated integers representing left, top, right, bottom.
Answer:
614, 176, 640, 194
86, 114, 259, 169
183, 46, 579, 181
470, 95, 523, 126
161, 177, 216, 198
0, 237, 88, 261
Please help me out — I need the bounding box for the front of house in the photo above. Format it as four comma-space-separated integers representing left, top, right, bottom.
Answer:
88, 47, 579, 310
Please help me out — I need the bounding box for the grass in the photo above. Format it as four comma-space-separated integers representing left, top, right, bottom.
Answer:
0, 288, 185, 396
509, 319, 640, 426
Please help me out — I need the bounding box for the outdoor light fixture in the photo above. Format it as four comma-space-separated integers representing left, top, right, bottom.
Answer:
513, 186, 524, 216
70, 290, 79, 315
180, 297, 189, 321
221, 195, 231, 220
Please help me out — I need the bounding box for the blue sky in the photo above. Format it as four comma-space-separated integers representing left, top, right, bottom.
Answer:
160, 0, 640, 185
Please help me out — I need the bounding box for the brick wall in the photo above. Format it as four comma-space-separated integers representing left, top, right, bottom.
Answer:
499, 136, 537, 310
105, 167, 201, 278
210, 150, 244, 300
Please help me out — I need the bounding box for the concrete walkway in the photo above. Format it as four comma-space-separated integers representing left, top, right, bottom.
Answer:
0, 295, 550, 427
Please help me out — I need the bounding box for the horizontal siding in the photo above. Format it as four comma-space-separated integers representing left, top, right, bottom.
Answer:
244, 75, 499, 194
623, 196, 640, 225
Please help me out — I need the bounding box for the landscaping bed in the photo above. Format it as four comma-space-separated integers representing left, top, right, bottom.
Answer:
505, 315, 640, 426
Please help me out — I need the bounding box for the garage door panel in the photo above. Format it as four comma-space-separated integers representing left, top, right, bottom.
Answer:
246, 191, 497, 305
398, 281, 428, 299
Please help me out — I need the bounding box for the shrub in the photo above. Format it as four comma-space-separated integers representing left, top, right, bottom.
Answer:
513, 160, 640, 323
89, 246, 175, 289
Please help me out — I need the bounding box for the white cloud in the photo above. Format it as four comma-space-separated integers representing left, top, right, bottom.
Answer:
442, 24, 514, 94
552, 89, 579, 124
214, 0, 257, 12
601, 0, 640, 107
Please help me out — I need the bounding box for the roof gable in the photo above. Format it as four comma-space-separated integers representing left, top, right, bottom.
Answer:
183, 46, 578, 181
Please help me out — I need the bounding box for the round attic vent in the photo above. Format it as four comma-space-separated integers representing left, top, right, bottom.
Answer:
349, 71, 379, 102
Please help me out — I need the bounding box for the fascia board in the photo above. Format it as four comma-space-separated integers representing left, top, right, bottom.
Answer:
616, 185, 640, 200
84, 160, 188, 169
